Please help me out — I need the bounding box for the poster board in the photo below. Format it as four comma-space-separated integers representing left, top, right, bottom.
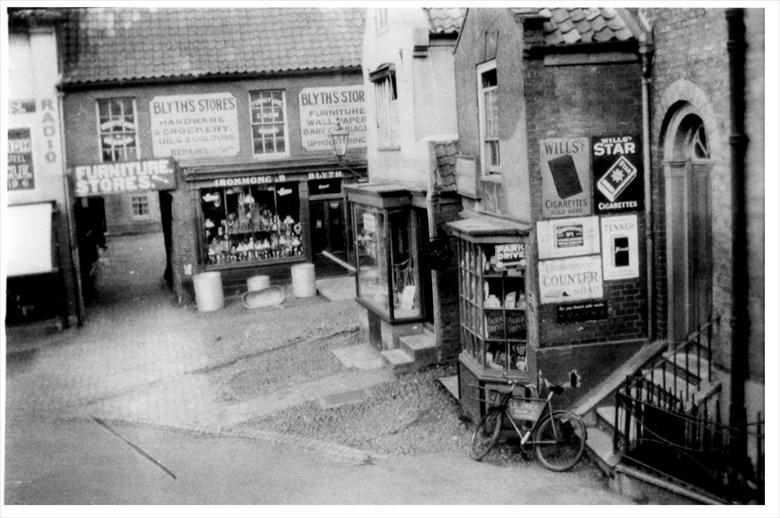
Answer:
539, 137, 592, 218
536, 216, 599, 259
6, 202, 55, 276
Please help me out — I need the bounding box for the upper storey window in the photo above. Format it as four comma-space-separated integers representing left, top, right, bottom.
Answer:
249, 90, 288, 158
477, 61, 500, 174
97, 98, 138, 162
370, 64, 400, 150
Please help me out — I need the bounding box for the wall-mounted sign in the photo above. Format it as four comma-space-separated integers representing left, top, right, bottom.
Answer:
540, 137, 592, 218
455, 155, 478, 198
9, 99, 36, 114
212, 174, 286, 188
601, 214, 639, 280
150, 93, 240, 159
299, 85, 367, 151
308, 170, 343, 180
8, 128, 35, 190
74, 158, 176, 196
485, 310, 505, 339
537, 216, 599, 259
538, 255, 603, 304
557, 300, 608, 324
362, 212, 377, 233
495, 243, 525, 269
592, 135, 643, 213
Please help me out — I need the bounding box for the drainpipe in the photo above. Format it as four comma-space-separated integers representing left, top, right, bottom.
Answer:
639, 24, 655, 342
726, 8, 749, 438
57, 91, 84, 326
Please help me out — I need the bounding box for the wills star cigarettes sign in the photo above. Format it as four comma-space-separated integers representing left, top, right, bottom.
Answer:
592, 135, 643, 213
538, 255, 603, 304
540, 137, 592, 218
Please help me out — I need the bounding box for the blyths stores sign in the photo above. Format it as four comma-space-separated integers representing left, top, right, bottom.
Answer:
539, 137, 591, 218
150, 93, 240, 159
591, 135, 643, 213
299, 85, 367, 151
74, 158, 176, 196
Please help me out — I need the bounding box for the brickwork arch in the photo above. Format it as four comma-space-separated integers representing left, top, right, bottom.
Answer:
657, 79, 723, 162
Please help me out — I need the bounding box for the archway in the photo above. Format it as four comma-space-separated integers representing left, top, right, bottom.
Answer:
663, 103, 714, 341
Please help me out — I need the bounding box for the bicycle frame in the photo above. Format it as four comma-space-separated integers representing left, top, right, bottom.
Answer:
493, 389, 560, 447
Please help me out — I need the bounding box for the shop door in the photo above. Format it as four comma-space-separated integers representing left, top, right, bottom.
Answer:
310, 199, 346, 254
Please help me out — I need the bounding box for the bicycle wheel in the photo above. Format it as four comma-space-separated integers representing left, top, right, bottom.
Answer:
533, 410, 586, 471
470, 408, 502, 461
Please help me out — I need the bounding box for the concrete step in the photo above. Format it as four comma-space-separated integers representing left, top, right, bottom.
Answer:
585, 425, 621, 475
612, 463, 728, 505
596, 405, 617, 430
380, 348, 415, 375
398, 331, 436, 365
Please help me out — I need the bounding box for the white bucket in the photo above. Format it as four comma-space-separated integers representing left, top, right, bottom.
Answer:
247, 274, 270, 292
291, 263, 316, 298
193, 271, 225, 312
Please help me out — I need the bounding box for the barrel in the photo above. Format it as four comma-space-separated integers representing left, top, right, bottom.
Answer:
290, 263, 316, 298
193, 271, 225, 312
247, 274, 270, 292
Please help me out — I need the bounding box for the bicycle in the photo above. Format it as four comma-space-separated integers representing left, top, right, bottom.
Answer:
470, 374, 587, 471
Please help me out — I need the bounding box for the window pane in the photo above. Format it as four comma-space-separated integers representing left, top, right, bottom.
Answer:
250, 90, 286, 155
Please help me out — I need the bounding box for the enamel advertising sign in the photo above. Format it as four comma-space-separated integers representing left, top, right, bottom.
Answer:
591, 135, 643, 213
537, 216, 599, 259
540, 137, 592, 218
8, 128, 35, 190
600, 214, 640, 280
538, 255, 603, 304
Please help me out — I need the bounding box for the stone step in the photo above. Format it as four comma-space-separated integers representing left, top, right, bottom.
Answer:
661, 350, 709, 382
380, 348, 414, 375
596, 405, 617, 430
398, 331, 436, 365
585, 425, 621, 475
640, 368, 722, 410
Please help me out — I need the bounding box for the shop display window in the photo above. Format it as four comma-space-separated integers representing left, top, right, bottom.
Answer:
200, 182, 303, 266
458, 240, 528, 373
353, 203, 422, 321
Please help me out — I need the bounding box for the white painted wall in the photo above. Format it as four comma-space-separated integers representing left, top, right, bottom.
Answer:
362, 8, 458, 187
7, 28, 67, 206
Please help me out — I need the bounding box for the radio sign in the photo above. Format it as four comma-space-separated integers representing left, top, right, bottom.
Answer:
592, 135, 643, 213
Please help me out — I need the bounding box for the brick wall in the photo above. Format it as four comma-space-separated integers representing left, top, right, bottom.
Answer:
434, 194, 463, 361
524, 56, 646, 348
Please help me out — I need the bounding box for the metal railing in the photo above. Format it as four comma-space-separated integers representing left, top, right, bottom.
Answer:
612, 315, 764, 503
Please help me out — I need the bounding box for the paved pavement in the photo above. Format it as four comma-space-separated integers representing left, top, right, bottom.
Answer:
3, 232, 633, 506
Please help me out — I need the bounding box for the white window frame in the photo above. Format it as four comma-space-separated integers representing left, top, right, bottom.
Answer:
96, 98, 139, 162
375, 8, 388, 33
249, 89, 290, 159
477, 61, 500, 175
130, 194, 150, 219
373, 71, 400, 150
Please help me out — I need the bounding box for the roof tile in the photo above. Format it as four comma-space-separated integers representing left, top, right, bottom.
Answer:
63, 7, 364, 84
526, 7, 642, 46
424, 7, 466, 35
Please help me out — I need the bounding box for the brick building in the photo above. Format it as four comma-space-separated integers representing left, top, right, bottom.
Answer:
345, 8, 464, 370
450, 7, 647, 418
59, 8, 367, 304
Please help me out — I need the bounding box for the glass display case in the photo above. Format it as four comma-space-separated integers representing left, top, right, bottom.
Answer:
352, 202, 423, 321
200, 182, 303, 266
458, 240, 528, 374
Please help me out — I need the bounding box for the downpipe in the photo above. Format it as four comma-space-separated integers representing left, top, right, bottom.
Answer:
639, 24, 655, 343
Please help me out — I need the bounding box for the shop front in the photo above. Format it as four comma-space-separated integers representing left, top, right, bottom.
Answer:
181, 162, 365, 294
345, 183, 433, 350
446, 216, 536, 421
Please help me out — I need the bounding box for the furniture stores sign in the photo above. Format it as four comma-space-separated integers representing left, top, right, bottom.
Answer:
538, 255, 603, 304
299, 85, 367, 151
150, 93, 240, 159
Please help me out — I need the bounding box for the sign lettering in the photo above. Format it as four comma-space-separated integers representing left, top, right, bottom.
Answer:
538, 255, 603, 303
540, 137, 592, 218
74, 158, 176, 196
8, 128, 35, 190
592, 135, 643, 213
299, 85, 367, 151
